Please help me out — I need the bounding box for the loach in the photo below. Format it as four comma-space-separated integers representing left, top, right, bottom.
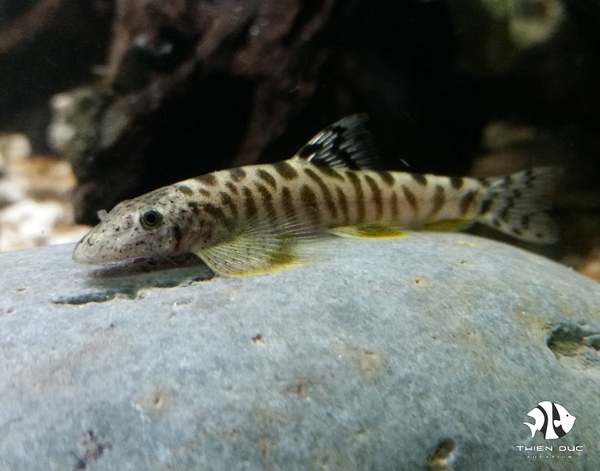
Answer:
73, 115, 561, 277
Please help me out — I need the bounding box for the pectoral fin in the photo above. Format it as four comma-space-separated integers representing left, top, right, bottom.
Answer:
194, 212, 324, 277
329, 224, 408, 239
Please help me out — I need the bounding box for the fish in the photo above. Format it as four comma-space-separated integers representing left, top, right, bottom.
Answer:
73, 114, 561, 277
523, 401, 576, 439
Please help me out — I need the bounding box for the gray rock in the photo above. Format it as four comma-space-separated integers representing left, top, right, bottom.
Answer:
0, 233, 599, 471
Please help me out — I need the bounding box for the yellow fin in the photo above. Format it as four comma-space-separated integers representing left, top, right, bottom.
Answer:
194, 211, 324, 277
421, 220, 473, 232
329, 224, 408, 239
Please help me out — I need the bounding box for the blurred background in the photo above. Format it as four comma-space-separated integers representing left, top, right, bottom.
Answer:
0, 0, 599, 281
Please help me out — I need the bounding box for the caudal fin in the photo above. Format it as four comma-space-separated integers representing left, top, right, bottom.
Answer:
523, 421, 538, 438
476, 167, 562, 244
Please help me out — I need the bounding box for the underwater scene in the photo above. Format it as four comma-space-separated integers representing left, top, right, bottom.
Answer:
0, 1, 599, 470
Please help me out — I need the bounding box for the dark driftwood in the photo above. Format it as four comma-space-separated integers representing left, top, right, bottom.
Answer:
16, 0, 598, 231
55, 0, 354, 223
0, 0, 112, 156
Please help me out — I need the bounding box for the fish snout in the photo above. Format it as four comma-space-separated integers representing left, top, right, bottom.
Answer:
72, 230, 102, 264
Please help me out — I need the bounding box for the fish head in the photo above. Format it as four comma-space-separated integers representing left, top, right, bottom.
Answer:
553, 404, 576, 434
73, 189, 194, 265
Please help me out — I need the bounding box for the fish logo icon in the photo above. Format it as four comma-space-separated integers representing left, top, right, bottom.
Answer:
523, 401, 576, 439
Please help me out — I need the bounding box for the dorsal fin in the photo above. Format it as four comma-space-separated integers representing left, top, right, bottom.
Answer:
293, 114, 381, 170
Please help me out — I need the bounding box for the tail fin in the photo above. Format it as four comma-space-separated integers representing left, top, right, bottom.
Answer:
476, 167, 562, 243
523, 421, 538, 438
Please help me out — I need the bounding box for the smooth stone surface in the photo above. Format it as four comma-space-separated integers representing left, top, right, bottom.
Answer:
1, 234, 599, 471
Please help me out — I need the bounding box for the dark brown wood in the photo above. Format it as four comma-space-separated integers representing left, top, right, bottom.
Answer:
55, 0, 354, 223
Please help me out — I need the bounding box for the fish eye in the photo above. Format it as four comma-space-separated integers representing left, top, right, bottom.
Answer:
140, 209, 163, 230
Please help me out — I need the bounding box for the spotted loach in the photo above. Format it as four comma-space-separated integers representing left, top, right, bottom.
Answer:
73, 115, 561, 277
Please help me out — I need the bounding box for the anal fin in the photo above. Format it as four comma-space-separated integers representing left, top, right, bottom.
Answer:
329, 224, 408, 239
421, 220, 473, 232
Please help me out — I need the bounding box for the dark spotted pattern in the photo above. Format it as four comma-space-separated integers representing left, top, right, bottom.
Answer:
346, 171, 365, 220
177, 185, 194, 196
219, 191, 238, 218
143, 188, 171, 205
378, 171, 395, 186
390, 190, 399, 218
460, 190, 477, 215
479, 198, 493, 216
255, 183, 275, 215
229, 168, 247, 182
281, 186, 295, 215
257, 169, 278, 189
300, 184, 319, 212
335, 186, 349, 224
202, 203, 228, 225
242, 186, 258, 218
450, 177, 464, 190
498, 202, 513, 222
195, 174, 218, 186
401, 185, 418, 211
273, 162, 298, 180
364, 175, 383, 218
187, 201, 201, 215
225, 181, 239, 196
430, 185, 446, 216
172, 224, 184, 250
314, 164, 345, 181
304, 168, 337, 219
411, 173, 427, 186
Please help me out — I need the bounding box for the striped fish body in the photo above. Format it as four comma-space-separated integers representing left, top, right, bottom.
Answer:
180, 161, 484, 232
73, 115, 560, 276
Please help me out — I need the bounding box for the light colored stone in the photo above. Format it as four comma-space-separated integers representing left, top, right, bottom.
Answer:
0, 133, 31, 166
0, 155, 86, 252
0, 234, 599, 470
